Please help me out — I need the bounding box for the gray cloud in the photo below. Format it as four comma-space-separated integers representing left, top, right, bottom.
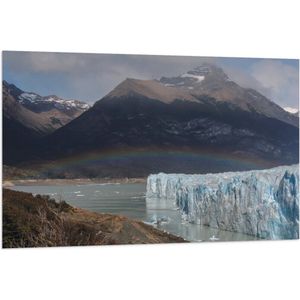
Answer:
250, 60, 299, 108
3, 51, 299, 109
220, 64, 271, 96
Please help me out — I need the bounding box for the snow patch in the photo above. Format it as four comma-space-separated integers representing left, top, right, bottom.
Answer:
18, 92, 90, 111
284, 107, 298, 114
19, 93, 38, 102
180, 73, 205, 82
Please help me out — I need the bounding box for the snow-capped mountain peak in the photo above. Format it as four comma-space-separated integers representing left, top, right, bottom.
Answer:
160, 66, 208, 88
159, 63, 229, 89
17, 92, 90, 113
3, 80, 92, 136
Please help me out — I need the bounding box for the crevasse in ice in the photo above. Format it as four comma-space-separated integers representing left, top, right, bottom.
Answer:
146, 165, 299, 239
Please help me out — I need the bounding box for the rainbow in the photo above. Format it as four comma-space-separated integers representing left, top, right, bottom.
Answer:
33, 147, 275, 175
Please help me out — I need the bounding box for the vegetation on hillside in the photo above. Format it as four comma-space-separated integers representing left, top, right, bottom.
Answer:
3, 189, 185, 248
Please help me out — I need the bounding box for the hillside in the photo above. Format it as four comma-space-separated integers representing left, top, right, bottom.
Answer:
2, 189, 185, 248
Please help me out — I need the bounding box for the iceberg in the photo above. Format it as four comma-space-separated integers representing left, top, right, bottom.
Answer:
146, 165, 299, 239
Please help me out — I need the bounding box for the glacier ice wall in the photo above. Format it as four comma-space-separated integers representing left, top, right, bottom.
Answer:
146, 165, 299, 239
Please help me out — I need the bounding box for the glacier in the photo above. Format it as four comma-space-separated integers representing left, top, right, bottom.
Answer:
146, 165, 299, 240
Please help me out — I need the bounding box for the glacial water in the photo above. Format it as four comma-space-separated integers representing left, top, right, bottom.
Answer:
10, 183, 257, 242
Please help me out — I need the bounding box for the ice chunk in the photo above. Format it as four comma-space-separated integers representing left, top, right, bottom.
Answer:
149, 215, 171, 225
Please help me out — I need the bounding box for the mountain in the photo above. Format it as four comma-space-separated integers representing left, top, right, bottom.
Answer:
160, 64, 298, 127
108, 67, 298, 129
106, 78, 196, 103
27, 64, 298, 178
3, 81, 90, 134
3, 82, 50, 164
2, 81, 90, 164
3, 81, 59, 135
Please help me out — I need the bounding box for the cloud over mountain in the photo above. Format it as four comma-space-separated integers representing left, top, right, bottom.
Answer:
3, 52, 299, 109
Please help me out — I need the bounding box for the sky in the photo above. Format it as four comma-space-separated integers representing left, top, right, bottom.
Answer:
2, 51, 299, 109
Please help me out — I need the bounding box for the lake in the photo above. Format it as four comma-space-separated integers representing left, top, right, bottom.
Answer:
10, 182, 257, 242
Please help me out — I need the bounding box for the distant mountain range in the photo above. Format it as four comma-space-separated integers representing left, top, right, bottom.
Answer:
3, 81, 90, 164
3, 64, 299, 178
3, 81, 90, 134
